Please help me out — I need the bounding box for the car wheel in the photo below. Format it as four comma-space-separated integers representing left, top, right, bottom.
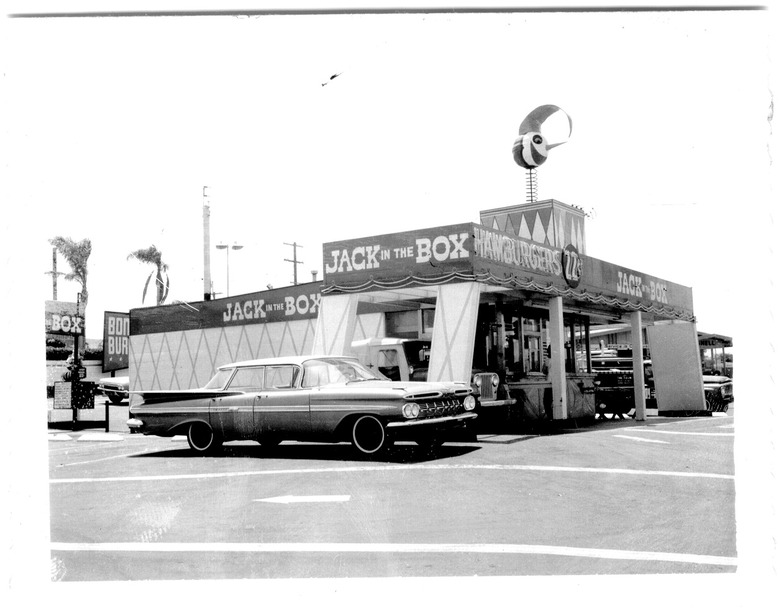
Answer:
107, 393, 124, 404
351, 415, 388, 455
187, 422, 222, 454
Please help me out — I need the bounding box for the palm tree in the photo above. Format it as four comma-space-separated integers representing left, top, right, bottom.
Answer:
49, 236, 91, 308
128, 245, 170, 305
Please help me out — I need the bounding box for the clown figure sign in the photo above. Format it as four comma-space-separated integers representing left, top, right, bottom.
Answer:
512, 105, 573, 170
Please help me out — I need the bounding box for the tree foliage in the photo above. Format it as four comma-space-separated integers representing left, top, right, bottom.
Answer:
128, 244, 170, 305
49, 236, 91, 307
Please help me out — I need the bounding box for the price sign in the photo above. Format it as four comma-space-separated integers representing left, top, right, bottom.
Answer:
561, 244, 583, 288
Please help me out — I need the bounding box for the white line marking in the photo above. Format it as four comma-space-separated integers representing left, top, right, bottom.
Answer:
49, 463, 734, 484
56, 449, 152, 468
48, 541, 737, 567
254, 495, 351, 504
613, 435, 669, 444
77, 434, 125, 442
628, 429, 734, 437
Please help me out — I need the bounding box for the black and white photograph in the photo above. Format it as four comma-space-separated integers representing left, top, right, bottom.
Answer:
3, 1, 777, 605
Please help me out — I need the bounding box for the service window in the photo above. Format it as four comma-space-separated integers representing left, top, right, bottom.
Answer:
565, 315, 590, 373
227, 366, 265, 391
264, 365, 299, 389
521, 315, 547, 374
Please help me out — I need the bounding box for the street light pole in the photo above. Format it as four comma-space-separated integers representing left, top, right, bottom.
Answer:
216, 242, 243, 297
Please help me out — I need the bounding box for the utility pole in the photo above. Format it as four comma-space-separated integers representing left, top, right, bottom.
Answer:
284, 242, 303, 286
203, 186, 212, 301
44, 247, 65, 300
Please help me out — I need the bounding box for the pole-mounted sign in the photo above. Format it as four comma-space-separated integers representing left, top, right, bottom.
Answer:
103, 311, 130, 372
45, 300, 84, 336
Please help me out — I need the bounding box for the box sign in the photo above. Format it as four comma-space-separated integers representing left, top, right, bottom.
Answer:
323, 222, 695, 319
103, 311, 130, 372
131, 282, 322, 335
45, 300, 84, 336
323, 223, 475, 283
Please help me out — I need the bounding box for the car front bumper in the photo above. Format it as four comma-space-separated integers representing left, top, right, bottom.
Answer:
386, 412, 477, 428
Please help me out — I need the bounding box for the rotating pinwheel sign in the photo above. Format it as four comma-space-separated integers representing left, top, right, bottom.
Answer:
512, 105, 572, 202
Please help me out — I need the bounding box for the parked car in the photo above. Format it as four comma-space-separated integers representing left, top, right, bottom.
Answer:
127, 355, 478, 455
97, 376, 130, 404
702, 374, 734, 412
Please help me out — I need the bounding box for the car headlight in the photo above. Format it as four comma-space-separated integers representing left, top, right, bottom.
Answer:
473, 375, 483, 387
403, 403, 420, 419
463, 395, 476, 411
491, 375, 499, 387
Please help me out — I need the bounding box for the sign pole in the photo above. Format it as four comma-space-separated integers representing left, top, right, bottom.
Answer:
72, 294, 81, 430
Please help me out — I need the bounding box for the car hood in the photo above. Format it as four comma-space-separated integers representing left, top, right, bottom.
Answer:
321, 379, 472, 398
98, 376, 129, 387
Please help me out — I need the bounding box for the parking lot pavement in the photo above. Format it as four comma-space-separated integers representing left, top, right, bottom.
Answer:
47, 410, 737, 582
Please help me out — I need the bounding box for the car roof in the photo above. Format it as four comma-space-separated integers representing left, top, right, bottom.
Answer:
218, 354, 358, 370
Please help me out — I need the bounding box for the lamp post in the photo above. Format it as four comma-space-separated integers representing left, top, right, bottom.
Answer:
215, 242, 243, 297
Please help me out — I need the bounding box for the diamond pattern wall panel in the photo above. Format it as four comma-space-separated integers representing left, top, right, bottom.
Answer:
130, 318, 320, 392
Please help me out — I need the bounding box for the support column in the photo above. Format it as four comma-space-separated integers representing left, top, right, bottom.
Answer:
548, 296, 567, 420
631, 311, 646, 421
311, 293, 359, 356
427, 282, 480, 383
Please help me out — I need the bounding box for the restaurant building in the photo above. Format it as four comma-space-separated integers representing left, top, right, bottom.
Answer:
129, 198, 707, 423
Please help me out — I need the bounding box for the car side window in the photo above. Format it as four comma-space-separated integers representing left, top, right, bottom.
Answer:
227, 366, 265, 391
302, 362, 329, 388
265, 365, 299, 390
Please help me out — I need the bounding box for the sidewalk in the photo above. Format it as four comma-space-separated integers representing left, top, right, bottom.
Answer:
47, 395, 131, 433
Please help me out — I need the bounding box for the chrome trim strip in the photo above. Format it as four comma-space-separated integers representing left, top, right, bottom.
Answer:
479, 399, 517, 408
386, 413, 477, 428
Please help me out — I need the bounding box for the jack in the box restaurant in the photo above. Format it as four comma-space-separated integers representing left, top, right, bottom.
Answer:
129, 198, 707, 425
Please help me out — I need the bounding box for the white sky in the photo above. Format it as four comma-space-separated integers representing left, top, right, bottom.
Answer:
4, 8, 771, 342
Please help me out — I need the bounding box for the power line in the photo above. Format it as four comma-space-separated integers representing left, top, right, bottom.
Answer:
284, 242, 303, 286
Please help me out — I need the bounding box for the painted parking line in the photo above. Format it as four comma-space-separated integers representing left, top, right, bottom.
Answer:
56, 449, 153, 468
613, 435, 669, 444
77, 434, 125, 442
254, 494, 351, 504
48, 541, 737, 567
627, 429, 734, 437
49, 462, 734, 484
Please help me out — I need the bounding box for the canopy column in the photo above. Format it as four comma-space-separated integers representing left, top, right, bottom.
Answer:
631, 311, 647, 421
427, 282, 480, 383
548, 296, 567, 419
311, 293, 359, 356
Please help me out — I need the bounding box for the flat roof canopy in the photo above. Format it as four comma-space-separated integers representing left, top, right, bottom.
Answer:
322, 222, 695, 323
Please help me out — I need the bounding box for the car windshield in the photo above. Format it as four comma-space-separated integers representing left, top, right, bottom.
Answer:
202, 368, 234, 390
302, 358, 385, 388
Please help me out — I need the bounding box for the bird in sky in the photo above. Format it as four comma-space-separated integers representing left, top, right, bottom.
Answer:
322, 72, 343, 86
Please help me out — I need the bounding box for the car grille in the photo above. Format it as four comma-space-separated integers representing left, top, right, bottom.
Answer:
474, 373, 498, 401
415, 398, 464, 419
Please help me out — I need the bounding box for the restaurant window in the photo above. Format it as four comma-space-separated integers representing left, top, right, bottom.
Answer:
565, 315, 590, 373
514, 310, 548, 376
386, 310, 420, 339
